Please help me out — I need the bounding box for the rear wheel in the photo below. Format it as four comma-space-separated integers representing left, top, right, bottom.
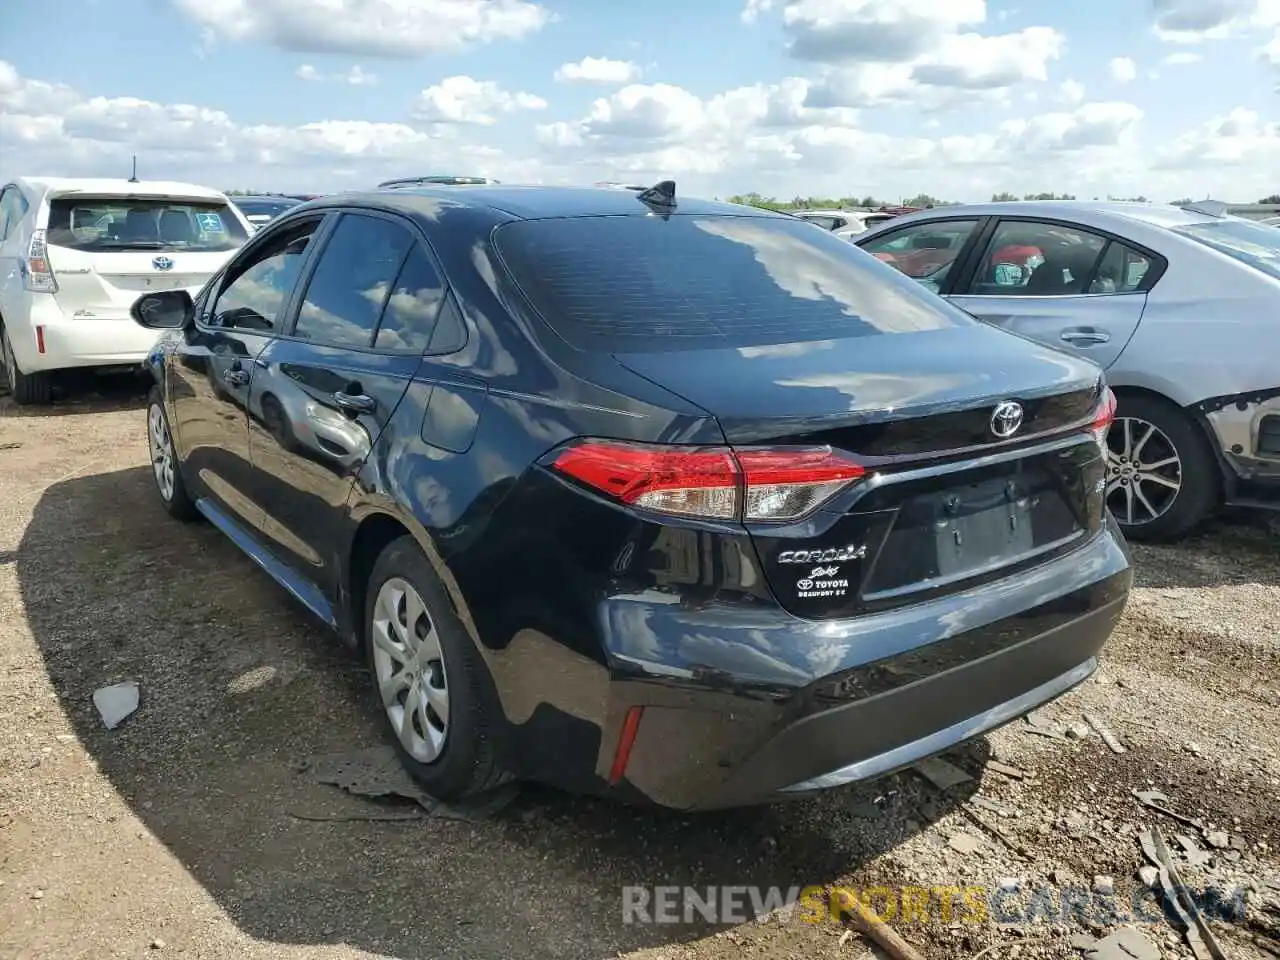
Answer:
146, 386, 199, 521
364, 536, 509, 799
0, 323, 53, 405
1105, 393, 1220, 542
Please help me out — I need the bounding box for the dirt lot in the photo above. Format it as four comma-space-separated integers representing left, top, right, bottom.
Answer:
2, 378, 1279, 960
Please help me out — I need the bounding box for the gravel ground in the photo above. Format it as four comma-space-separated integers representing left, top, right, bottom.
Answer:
1, 377, 1278, 960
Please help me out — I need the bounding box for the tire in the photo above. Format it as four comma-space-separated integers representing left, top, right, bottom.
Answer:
1, 323, 53, 405
364, 536, 510, 799
1105, 393, 1221, 542
146, 385, 199, 522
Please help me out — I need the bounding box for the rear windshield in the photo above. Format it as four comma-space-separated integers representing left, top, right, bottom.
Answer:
46, 197, 249, 252
1172, 219, 1280, 281
235, 199, 300, 218
494, 214, 970, 352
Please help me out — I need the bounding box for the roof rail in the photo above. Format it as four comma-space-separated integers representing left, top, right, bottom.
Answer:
377, 175, 500, 189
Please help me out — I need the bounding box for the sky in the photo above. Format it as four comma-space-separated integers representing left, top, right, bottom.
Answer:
2, 0, 1280, 202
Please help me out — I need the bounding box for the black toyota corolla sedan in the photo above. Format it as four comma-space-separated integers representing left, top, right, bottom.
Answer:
130, 181, 1132, 810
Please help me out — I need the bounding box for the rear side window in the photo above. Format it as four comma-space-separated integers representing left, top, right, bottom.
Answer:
494, 215, 972, 352
0, 186, 29, 241
293, 214, 414, 349
374, 245, 447, 353
45, 197, 249, 252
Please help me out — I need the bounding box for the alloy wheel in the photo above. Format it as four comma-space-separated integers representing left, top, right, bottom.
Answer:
1105, 416, 1182, 526
148, 403, 176, 502
370, 577, 451, 763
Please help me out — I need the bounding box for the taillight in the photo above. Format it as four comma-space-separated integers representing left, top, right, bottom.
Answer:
1092, 386, 1117, 447
23, 229, 57, 294
550, 440, 865, 522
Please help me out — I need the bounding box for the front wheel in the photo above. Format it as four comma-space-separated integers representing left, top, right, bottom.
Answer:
146, 386, 199, 522
1104, 393, 1221, 542
365, 536, 509, 800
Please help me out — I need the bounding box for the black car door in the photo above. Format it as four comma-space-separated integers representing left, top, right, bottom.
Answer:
168, 214, 331, 530
245, 210, 453, 605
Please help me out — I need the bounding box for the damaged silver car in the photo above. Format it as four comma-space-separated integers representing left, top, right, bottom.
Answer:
855, 199, 1280, 541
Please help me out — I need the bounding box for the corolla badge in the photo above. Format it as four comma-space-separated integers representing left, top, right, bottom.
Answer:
152, 256, 174, 271
990, 400, 1024, 439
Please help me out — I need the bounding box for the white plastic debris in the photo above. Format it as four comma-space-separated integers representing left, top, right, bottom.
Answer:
93, 682, 139, 729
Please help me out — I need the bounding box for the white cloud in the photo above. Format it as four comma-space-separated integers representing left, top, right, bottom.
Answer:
553, 57, 641, 84
1109, 57, 1138, 82
1059, 79, 1086, 103
296, 64, 378, 85
413, 75, 547, 125
171, 0, 551, 57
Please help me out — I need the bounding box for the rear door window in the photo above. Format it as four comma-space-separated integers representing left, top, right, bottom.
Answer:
45, 197, 249, 252
964, 220, 1107, 296
494, 214, 974, 352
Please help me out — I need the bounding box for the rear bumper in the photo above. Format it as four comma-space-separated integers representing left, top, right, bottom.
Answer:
556, 518, 1132, 810
8, 294, 160, 373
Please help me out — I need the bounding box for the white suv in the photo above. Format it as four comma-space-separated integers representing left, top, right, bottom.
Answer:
0, 178, 253, 404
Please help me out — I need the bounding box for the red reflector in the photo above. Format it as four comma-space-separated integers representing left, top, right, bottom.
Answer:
1093, 387, 1117, 432
608, 706, 644, 786
35, 326, 45, 355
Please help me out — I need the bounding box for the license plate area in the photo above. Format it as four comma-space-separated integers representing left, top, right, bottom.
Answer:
932, 479, 1036, 578
862, 467, 1084, 601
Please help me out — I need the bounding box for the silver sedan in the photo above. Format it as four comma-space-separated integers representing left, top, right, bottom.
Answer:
854, 200, 1280, 541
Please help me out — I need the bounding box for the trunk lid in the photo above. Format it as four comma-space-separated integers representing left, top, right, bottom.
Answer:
614, 325, 1109, 620
44, 246, 235, 318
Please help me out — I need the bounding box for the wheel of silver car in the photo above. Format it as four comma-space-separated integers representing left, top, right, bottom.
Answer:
370, 577, 451, 764
148, 401, 177, 502
1, 326, 16, 391
1105, 415, 1182, 526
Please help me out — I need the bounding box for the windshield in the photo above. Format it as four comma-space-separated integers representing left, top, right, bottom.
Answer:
1172, 218, 1280, 281
494, 214, 973, 352
46, 197, 249, 252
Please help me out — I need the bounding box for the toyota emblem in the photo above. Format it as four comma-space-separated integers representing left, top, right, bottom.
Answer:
152, 256, 174, 271
990, 400, 1024, 439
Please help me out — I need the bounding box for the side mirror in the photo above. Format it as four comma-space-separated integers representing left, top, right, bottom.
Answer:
132, 289, 194, 330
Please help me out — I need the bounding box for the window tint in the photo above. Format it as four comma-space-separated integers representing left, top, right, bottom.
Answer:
495, 214, 973, 353
858, 220, 980, 290
46, 197, 248, 252
1172, 219, 1280, 282
374, 244, 447, 353
1088, 241, 1151, 293
294, 214, 414, 349
211, 219, 320, 332
966, 220, 1106, 296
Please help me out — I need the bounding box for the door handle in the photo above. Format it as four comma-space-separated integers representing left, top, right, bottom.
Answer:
1060, 328, 1110, 345
333, 390, 376, 415
222, 367, 250, 386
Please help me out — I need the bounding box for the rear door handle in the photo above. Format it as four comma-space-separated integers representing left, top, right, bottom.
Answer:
222, 367, 250, 386
1060, 327, 1110, 345
333, 390, 376, 415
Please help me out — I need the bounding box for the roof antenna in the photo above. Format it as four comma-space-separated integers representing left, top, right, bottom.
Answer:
128, 155, 139, 183
636, 179, 676, 211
